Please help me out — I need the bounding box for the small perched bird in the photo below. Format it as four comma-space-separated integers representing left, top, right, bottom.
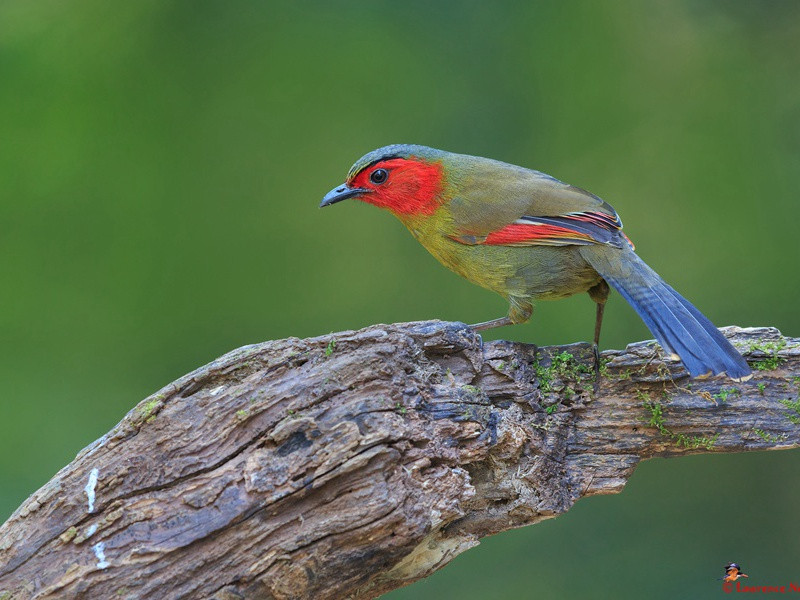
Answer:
321, 144, 751, 380
721, 563, 748, 582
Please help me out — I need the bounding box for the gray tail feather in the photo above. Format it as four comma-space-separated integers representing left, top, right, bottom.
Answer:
580, 246, 751, 379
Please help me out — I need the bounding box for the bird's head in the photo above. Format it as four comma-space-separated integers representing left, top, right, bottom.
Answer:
320, 144, 447, 218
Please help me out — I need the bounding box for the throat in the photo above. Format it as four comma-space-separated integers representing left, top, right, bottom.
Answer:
398, 209, 451, 243
398, 211, 466, 273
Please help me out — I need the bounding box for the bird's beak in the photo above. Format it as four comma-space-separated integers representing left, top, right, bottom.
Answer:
320, 183, 369, 208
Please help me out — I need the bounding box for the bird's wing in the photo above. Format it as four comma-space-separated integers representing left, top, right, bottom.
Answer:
447, 164, 631, 249
468, 212, 630, 247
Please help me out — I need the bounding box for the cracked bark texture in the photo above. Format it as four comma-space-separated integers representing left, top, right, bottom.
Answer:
1, 322, 799, 600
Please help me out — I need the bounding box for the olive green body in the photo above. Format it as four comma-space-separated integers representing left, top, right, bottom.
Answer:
404, 211, 603, 317
393, 150, 615, 322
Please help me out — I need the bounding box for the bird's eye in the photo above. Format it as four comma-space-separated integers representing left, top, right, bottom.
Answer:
369, 168, 388, 184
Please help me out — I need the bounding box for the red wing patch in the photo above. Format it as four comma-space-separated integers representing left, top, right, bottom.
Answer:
456, 211, 635, 249
483, 223, 596, 246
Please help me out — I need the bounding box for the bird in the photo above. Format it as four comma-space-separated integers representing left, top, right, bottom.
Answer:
320, 144, 751, 380
721, 563, 748, 582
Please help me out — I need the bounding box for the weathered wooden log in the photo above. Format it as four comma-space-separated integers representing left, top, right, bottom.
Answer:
0, 322, 798, 599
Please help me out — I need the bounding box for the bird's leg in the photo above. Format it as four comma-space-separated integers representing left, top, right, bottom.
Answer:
471, 316, 513, 331
593, 301, 605, 372
470, 297, 533, 332
588, 280, 610, 383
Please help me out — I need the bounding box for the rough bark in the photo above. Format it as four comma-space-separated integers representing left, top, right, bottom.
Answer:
0, 322, 798, 600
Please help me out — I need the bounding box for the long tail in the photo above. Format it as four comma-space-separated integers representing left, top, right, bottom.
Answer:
580, 245, 751, 380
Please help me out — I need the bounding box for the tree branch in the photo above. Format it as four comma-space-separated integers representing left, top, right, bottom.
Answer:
1, 322, 798, 599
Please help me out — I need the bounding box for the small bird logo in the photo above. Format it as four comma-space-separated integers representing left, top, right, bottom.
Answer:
721, 563, 748, 582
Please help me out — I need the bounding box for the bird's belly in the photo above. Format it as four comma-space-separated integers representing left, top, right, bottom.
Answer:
510, 246, 602, 299
419, 236, 602, 301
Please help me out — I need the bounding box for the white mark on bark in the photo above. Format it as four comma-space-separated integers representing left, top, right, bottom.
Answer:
93, 541, 109, 569
85, 468, 99, 513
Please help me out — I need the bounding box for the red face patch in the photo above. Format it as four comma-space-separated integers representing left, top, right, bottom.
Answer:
349, 158, 444, 216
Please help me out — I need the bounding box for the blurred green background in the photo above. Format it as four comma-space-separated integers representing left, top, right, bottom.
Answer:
2, 0, 798, 597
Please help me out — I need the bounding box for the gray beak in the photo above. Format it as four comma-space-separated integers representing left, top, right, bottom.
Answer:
320, 183, 369, 207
